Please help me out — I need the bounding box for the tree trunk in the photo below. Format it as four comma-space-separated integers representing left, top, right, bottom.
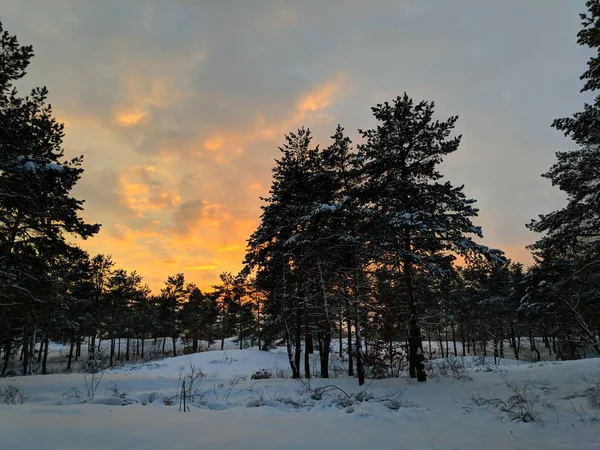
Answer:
355, 302, 364, 385
22, 327, 29, 376
110, 338, 115, 367
338, 310, 343, 358
438, 327, 445, 358
2, 340, 11, 375
317, 262, 331, 379
510, 323, 519, 360
493, 339, 499, 364
452, 325, 457, 357
67, 337, 75, 371
282, 265, 299, 378
88, 335, 95, 361
461, 326, 467, 357
304, 306, 311, 379
28, 325, 36, 375
37, 338, 43, 364
294, 311, 302, 377
346, 300, 353, 376
353, 271, 365, 385
529, 331, 540, 362
428, 327, 432, 358
172, 336, 177, 357
141, 333, 145, 359
41, 337, 49, 375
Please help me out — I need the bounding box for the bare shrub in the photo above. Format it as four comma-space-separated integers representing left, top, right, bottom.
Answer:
209, 352, 237, 364
64, 369, 104, 402
251, 369, 273, 380
470, 375, 543, 424
426, 356, 472, 381
108, 381, 137, 405
296, 379, 413, 413
583, 378, 600, 409
0, 382, 25, 405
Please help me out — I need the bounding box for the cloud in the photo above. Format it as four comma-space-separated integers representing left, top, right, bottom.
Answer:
2, 0, 589, 291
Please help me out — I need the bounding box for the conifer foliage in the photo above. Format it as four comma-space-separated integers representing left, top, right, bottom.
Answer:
246, 95, 503, 382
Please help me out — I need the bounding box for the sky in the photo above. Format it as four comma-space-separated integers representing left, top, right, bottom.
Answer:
1, 0, 592, 292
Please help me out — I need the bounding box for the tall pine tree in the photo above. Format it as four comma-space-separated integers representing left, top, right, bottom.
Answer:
358, 94, 504, 381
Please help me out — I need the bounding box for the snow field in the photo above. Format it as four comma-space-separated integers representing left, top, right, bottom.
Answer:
0, 347, 599, 449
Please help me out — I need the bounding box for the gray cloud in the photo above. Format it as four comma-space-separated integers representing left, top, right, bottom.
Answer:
1, 0, 591, 280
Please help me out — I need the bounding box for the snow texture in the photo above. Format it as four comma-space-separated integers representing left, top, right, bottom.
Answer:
0, 344, 598, 449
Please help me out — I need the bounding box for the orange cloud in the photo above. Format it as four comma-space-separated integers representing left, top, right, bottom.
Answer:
296, 74, 346, 116
116, 108, 148, 127
203, 135, 225, 152
118, 167, 182, 217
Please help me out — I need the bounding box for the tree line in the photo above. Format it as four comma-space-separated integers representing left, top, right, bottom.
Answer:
1, 2, 599, 382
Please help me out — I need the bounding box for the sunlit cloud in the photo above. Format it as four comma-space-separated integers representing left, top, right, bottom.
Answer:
116, 108, 148, 127
4, 0, 585, 292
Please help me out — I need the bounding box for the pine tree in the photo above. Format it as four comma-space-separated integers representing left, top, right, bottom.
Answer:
0, 19, 100, 374
527, 1, 600, 357
246, 128, 320, 378
358, 94, 504, 381
159, 273, 187, 357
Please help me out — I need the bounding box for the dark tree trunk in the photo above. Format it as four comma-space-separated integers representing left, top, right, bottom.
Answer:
294, 310, 302, 377
338, 311, 343, 358
404, 235, 426, 382
304, 307, 311, 379
306, 330, 314, 354
510, 324, 519, 360
41, 337, 49, 375
437, 327, 445, 358
37, 338, 43, 364
461, 326, 467, 357
346, 300, 353, 376
355, 302, 364, 385
110, 338, 115, 367
172, 336, 177, 357
88, 335, 95, 361
428, 327, 433, 358
529, 331, 540, 362
317, 262, 331, 379
67, 337, 75, 371
452, 325, 457, 357
493, 339, 499, 364
445, 326, 449, 358
126, 337, 130, 361
2, 340, 11, 375
22, 326, 29, 376
353, 271, 365, 385
141, 333, 145, 359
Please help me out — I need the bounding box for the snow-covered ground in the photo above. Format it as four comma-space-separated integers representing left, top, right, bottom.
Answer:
1, 346, 599, 449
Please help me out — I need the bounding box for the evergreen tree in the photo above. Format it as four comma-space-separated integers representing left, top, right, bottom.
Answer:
527, 1, 600, 357
358, 94, 504, 381
159, 273, 187, 357
0, 19, 99, 374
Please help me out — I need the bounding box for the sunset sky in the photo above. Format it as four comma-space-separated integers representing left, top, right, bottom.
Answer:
2, 0, 592, 292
